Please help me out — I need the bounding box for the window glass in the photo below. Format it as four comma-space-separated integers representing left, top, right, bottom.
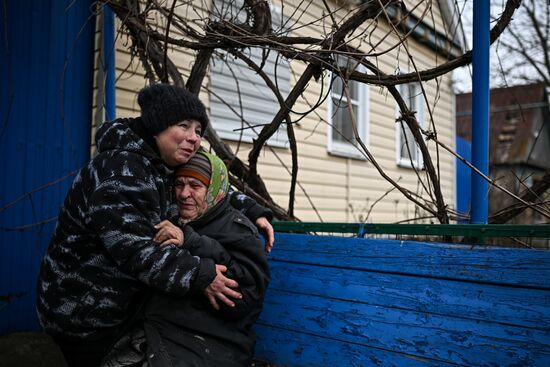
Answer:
397, 82, 424, 167
209, 0, 289, 146
328, 62, 368, 158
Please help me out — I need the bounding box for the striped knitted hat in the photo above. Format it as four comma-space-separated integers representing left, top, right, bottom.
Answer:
175, 152, 211, 186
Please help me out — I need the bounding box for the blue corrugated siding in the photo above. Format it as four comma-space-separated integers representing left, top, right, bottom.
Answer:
456, 136, 472, 222
0, 0, 95, 334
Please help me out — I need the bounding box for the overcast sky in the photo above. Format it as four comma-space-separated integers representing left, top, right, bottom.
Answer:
452, 1, 508, 93
452, 0, 474, 93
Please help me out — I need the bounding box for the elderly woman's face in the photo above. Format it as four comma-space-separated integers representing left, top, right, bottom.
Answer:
154, 120, 202, 167
175, 176, 208, 220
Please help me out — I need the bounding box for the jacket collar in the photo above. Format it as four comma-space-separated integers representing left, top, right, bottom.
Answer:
96, 118, 172, 176
180, 195, 230, 228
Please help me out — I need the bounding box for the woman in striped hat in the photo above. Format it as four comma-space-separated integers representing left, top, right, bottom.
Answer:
104, 151, 270, 367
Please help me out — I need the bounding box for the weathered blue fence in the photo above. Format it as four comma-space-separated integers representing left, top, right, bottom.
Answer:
254, 233, 550, 366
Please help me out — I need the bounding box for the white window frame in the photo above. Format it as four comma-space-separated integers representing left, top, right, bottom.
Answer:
395, 82, 425, 168
209, 1, 289, 148
326, 63, 369, 159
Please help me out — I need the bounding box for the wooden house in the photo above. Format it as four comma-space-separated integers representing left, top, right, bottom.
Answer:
456, 82, 550, 225
93, 0, 463, 223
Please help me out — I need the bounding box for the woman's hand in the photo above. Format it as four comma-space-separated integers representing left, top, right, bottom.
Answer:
154, 220, 184, 247
255, 216, 274, 253
204, 264, 241, 310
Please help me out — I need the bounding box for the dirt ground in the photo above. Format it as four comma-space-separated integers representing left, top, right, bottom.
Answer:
0, 331, 67, 367
0, 331, 279, 366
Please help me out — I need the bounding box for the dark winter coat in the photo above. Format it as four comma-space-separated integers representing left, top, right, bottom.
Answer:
36, 118, 269, 343
143, 196, 270, 367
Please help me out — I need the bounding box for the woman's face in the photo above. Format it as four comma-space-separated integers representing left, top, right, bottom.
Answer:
154, 120, 202, 167
175, 176, 208, 220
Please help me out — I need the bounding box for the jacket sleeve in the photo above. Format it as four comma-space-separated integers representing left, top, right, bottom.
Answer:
183, 224, 270, 320
87, 175, 216, 296
228, 190, 273, 224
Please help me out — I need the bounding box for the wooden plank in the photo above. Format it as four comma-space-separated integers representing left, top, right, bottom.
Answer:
254, 325, 454, 367
257, 290, 550, 366
267, 262, 550, 330
270, 234, 550, 289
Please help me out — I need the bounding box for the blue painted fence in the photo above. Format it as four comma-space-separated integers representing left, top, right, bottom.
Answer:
0, 0, 95, 333
254, 233, 550, 366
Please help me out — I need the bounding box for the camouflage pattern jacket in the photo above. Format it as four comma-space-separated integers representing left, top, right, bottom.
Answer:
36, 118, 269, 341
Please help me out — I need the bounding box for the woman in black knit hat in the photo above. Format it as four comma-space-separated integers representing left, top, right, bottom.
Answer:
36, 84, 273, 367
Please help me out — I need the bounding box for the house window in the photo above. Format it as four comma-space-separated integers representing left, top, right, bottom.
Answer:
396, 82, 425, 168
209, 0, 289, 147
327, 59, 369, 158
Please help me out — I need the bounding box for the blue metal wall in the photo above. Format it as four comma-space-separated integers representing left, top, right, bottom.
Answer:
0, 0, 95, 334
456, 136, 472, 223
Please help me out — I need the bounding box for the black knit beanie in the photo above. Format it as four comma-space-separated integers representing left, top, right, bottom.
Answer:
137, 84, 209, 136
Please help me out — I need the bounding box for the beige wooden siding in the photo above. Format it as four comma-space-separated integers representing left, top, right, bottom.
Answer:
93, 0, 457, 223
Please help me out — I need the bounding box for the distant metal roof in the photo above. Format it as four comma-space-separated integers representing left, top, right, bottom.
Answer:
456, 82, 550, 169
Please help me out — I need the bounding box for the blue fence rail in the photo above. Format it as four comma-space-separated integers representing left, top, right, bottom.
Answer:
254, 233, 550, 366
